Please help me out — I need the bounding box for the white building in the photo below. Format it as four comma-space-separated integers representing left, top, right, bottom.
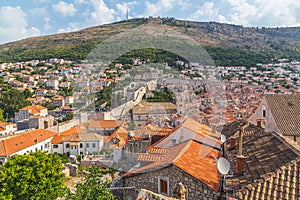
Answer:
51, 126, 104, 156
0, 122, 16, 137
46, 80, 59, 89
0, 129, 56, 165
15, 105, 48, 122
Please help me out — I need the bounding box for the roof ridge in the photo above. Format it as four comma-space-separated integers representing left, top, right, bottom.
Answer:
172, 140, 193, 163
270, 131, 300, 156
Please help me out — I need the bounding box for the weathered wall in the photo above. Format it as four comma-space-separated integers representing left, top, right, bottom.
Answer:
122, 165, 219, 200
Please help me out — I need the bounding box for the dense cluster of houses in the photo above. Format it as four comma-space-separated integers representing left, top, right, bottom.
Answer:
0, 58, 300, 199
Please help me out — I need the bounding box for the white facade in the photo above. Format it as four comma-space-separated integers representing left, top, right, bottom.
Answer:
52, 140, 104, 156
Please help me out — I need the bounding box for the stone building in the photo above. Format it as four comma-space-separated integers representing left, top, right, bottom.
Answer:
16, 115, 54, 130
222, 120, 300, 200
122, 140, 221, 200
132, 101, 177, 126
250, 94, 300, 144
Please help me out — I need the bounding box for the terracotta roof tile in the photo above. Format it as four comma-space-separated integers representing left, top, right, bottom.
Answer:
153, 117, 221, 149
20, 105, 47, 114
0, 129, 56, 156
0, 122, 11, 127
88, 120, 123, 129
137, 153, 165, 162
124, 140, 221, 192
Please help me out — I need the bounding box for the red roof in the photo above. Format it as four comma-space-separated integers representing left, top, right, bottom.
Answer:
0, 129, 56, 156
88, 120, 123, 129
124, 140, 221, 192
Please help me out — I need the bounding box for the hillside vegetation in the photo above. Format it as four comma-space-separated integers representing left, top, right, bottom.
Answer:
0, 18, 299, 66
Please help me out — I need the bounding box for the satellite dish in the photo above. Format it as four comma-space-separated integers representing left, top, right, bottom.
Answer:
217, 157, 230, 175
261, 120, 266, 129
220, 134, 226, 143
129, 132, 136, 137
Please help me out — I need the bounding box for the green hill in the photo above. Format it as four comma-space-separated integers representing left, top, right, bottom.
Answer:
0, 17, 299, 66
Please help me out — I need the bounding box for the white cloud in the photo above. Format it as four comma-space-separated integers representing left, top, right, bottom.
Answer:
144, 0, 181, 16
74, 0, 89, 3
116, 1, 137, 20
225, 0, 258, 26
52, 1, 77, 16
224, 0, 300, 27
190, 2, 227, 23
28, 7, 48, 16
85, 0, 116, 26
43, 17, 51, 30
0, 6, 40, 44
57, 22, 80, 33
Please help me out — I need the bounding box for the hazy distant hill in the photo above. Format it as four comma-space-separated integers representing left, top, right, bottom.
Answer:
0, 17, 299, 66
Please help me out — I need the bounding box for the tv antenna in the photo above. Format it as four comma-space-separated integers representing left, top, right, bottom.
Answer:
126, 8, 129, 20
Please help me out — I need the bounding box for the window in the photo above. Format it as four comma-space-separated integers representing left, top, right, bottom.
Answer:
53, 144, 58, 148
86, 143, 89, 148
66, 143, 70, 148
262, 109, 266, 118
158, 178, 169, 195
40, 146, 43, 150
80, 143, 83, 148
92, 143, 96, 148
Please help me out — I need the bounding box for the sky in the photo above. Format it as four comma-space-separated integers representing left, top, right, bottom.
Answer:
0, 0, 300, 44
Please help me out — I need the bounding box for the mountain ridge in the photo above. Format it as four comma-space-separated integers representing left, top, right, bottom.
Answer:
0, 17, 299, 65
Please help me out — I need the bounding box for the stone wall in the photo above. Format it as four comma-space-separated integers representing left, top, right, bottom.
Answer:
122, 165, 219, 200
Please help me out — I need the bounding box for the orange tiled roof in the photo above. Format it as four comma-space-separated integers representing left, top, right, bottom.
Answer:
153, 117, 221, 149
20, 105, 46, 114
173, 141, 221, 192
0, 127, 5, 132
124, 140, 221, 192
51, 126, 86, 144
88, 120, 123, 129
0, 122, 10, 127
137, 153, 165, 162
106, 126, 128, 148
0, 129, 57, 156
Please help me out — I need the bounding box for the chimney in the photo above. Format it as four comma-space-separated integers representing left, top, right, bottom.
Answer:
236, 124, 247, 175
256, 119, 261, 128
211, 124, 217, 133
236, 155, 246, 175
229, 137, 236, 150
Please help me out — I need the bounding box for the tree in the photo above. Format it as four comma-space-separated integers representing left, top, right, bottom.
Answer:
0, 109, 5, 122
0, 88, 30, 120
67, 167, 114, 200
0, 152, 67, 200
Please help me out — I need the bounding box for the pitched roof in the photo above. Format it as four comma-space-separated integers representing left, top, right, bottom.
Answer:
88, 120, 123, 129
124, 140, 221, 192
0, 129, 57, 156
222, 121, 300, 199
51, 126, 86, 144
153, 117, 221, 149
0, 122, 11, 127
19, 105, 47, 114
106, 126, 129, 148
265, 94, 300, 136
